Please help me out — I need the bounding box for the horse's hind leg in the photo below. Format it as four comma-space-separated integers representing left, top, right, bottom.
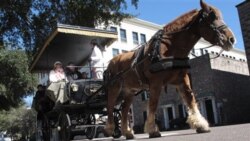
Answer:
177, 73, 210, 133
103, 82, 122, 137
144, 83, 162, 138
121, 93, 134, 139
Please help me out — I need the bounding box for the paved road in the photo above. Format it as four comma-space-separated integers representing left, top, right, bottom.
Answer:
74, 123, 250, 141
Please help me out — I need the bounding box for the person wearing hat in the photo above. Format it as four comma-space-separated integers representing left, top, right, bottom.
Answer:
89, 39, 105, 79
46, 61, 69, 105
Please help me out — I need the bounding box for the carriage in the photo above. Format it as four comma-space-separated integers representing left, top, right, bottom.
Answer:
30, 24, 122, 141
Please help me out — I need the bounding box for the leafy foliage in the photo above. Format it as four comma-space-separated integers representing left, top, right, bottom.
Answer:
0, 0, 139, 55
0, 106, 36, 139
0, 49, 37, 110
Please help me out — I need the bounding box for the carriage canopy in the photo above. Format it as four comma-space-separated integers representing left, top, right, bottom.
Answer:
29, 24, 117, 72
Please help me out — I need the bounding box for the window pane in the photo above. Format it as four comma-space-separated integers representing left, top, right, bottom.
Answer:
120, 29, 127, 42
140, 33, 146, 44
133, 32, 139, 44
110, 26, 117, 32
112, 48, 119, 57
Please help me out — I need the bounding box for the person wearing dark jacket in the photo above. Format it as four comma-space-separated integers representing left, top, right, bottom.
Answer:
65, 62, 82, 81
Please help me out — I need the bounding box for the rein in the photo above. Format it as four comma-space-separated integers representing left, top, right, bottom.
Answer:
190, 49, 223, 59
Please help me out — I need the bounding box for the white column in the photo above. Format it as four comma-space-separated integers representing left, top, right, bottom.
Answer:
162, 108, 169, 129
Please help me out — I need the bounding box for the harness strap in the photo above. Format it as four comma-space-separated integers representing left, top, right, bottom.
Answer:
132, 45, 148, 86
150, 57, 190, 73
150, 30, 164, 63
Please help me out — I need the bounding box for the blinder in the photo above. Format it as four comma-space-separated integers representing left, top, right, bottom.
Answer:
208, 11, 217, 21
201, 10, 217, 21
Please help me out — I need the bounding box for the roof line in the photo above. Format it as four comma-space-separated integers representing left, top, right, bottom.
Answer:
29, 29, 58, 72
236, 0, 249, 7
123, 18, 163, 29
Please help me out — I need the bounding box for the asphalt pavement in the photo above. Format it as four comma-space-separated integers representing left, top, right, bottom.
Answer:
73, 123, 250, 141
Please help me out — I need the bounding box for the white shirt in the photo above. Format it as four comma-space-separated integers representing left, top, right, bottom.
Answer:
49, 70, 67, 83
90, 46, 104, 68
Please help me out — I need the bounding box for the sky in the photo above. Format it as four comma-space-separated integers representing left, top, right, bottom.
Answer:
125, 0, 245, 50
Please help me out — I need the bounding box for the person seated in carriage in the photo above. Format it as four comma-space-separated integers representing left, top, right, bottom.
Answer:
89, 39, 105, 79
46, 61, 69, 105
65, 62, 83, 81
81, 72, 89, 79
65, 62, 86, 103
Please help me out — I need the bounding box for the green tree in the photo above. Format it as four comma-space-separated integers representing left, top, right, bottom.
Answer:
0, 49, 37, 110
0, 106, 37, 140
0, 0, 139, 55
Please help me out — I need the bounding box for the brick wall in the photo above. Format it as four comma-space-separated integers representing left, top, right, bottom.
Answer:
237, 0, 250, 73
190, 55, 215, 96
212, 70, 250, 124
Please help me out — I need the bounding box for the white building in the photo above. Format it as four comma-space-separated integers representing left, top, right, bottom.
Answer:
38, 17, 248, 85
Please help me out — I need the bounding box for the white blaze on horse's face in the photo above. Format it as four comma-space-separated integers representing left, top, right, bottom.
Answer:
199, 0, 236, 51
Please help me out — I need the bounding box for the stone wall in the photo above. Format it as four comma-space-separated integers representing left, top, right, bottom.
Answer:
210, 55, 249, 76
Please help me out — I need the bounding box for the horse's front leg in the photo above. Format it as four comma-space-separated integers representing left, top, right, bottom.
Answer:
177, 73, 210, 133
144, 82, 162, 138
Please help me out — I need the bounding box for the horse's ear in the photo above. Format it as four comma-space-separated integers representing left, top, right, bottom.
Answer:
200, 0, 210, 13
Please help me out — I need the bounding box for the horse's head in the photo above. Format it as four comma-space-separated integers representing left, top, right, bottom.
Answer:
197, 0, 236, 51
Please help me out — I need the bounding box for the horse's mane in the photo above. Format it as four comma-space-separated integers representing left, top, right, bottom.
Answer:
164, 9, 199, 33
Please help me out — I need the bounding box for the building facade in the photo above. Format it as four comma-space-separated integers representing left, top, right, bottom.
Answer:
237, 0, 250, 73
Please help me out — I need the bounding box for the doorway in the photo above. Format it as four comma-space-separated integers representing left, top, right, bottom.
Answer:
162, 105, 175, 129
205, 99, 215, 125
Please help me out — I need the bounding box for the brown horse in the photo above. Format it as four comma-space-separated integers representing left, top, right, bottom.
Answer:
104, 0, 236, 139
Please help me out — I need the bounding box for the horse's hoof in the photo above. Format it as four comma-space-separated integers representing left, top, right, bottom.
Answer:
196, 128, 211, 134
149, 132, 161, 138
103, 128, 112, 137
126, 134, 135, 140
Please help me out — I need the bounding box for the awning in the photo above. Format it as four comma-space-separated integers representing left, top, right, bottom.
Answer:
29, 24, 117, 72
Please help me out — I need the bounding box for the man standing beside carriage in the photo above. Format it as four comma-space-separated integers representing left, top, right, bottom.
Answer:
89, 39, 106, 79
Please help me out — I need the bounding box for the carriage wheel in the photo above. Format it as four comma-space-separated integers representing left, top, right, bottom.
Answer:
113, 110, 122, 138
58, 112, 71, 141
84, 114, 96, 139
41, 115, 51, 141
